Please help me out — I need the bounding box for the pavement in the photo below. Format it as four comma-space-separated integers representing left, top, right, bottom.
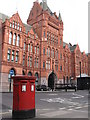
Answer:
0, 90, 89, 119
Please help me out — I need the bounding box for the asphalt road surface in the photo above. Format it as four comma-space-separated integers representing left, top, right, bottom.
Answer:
0, 90, 89, 119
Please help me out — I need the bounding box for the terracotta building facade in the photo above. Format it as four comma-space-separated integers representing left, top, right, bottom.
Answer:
0, 0, 89, 92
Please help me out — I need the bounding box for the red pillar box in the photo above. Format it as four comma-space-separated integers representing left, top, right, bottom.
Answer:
11, 76, 36, 119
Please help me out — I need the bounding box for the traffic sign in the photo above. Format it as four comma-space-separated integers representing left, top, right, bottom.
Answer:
10, 70, 14, 76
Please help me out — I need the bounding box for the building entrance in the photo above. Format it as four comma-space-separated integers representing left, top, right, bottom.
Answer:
48, 72, 57, 90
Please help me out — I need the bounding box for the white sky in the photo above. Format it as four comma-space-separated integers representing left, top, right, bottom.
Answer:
0, 0, 89, 53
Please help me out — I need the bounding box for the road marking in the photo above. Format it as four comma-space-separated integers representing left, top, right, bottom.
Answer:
59, 107, 66, 110
68, 109, 73, 110
72, 93, 84, 98
0, 111, 11, 115
49, 94, 58, 95
40, 110, 70, 117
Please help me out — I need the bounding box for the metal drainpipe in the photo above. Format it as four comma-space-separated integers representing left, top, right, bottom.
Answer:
80, 61, 81, 78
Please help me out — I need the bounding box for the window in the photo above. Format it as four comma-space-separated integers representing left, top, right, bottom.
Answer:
46, 61, 50, 69
43, 31, 45, 37
37, 58, 38, 68
60, 38, 62, 44
47, 32, 48, 41
28, 56, 29, 66
47, 48, 48, 56
55, 50, 58, 59
55, 65, 58, 71
60, 53, 62, 59
51, 34, 53, 44
9, 32, 12, 44
20, 27, 22, 31
30, 57, 32, 67
48, 48, 50, 57
34, 58, 36, 68
53, 49, 54, 58
60, 66, 62, 71
23, 55, 25, 65
35, 46, 36, 54
53, 35, 54, 44
11, 50, 14, 61
17, 35, 20, 46
7, 49, 11, 61
13, 21, 15, 28
10, 23, 12, 28
17, 23, 19, 30
28, 44, 30, 51
43, 62, 45, 68
43, 48, 45, 55
13, 33, 16, 45
56, 36, 58, 44
24, 43, 25, 50
15, 22, 17, 29
37, 47, 39, 54
16, 51, 19, 62
31, 45, 33, 53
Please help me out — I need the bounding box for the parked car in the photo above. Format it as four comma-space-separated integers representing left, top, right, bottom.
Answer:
36, 85, 51, 91
55, 83, 77, 92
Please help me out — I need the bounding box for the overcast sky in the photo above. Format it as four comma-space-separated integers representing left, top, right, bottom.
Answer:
0, 0, 89, 53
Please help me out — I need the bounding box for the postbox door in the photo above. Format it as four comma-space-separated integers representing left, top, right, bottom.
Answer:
13, 84, 19, 110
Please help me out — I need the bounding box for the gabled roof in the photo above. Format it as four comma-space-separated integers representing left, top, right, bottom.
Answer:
0, 13, 9, 23
0, 12, 38, 35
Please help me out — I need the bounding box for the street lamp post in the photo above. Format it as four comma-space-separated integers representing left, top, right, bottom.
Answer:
79, 61, 81, 78
9, 77, 11, 92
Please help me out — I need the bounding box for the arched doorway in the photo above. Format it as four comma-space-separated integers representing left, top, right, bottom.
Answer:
28, 71, 32, 76
48, 72, 57, 90
22, 70, 25, 75
35, 72, 39, 86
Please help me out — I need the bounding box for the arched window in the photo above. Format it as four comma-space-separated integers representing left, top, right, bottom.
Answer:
31, 44, 33, 53
13, 33, 16, 45
9, 32, 12, 44
37, 47, 39, 54
28, 71, 32, 76
17, 35, 20, 46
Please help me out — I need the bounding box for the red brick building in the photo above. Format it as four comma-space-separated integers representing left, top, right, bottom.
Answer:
0, 0, 89, 91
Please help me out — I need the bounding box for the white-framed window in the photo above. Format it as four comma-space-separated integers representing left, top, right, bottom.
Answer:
23, 55, 25, 65
9, 32, 12, 44
31, 45, 33, 53
11, 50, 14, 61
30, 57, 32, 67
24, 43, 26, 50
20, 27, 22, 31
7, 49, 11, 61
15, 22, 17, 29
13, 21, 15, 28
17, 35, 20, 46
28, 44, 30, 51
37, 47, 39, 54
10, 23, 12, 28
35, 46, 36, 54
16, 51, 19, 62
13, 33, 16, 45
34, 58, 37, 68
17, 23, 20, 30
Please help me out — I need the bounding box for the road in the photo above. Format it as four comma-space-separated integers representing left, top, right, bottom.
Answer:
0, 90, 89, 119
